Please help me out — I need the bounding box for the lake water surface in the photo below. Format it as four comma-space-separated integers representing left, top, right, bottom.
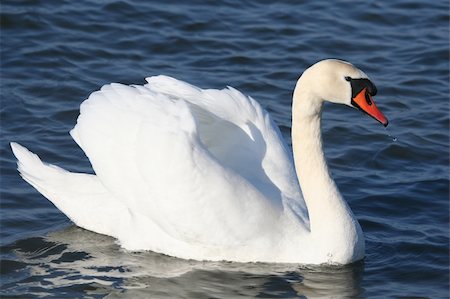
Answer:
1, 0, 449, 298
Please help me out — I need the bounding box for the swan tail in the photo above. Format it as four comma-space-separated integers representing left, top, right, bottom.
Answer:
10, 142, 126, 237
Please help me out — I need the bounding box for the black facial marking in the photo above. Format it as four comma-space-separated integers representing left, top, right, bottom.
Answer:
346, 77, 377, 98
364, 90, 373, 106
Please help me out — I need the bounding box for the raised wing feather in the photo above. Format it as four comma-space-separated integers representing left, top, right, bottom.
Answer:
70, 77, 308, 247
146, 76, 308, 221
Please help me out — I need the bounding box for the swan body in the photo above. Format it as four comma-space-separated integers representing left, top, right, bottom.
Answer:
11, 59, 387, 265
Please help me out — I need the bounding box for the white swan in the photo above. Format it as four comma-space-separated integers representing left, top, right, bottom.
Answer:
11, 59, 388, 265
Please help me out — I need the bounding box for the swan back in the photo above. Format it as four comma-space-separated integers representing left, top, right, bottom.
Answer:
69, 76, 309, 256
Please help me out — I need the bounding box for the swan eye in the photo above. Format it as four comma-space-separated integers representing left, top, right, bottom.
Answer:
347, 77, 377, 98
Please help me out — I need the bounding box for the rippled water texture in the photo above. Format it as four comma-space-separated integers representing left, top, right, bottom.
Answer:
1, 0, 449, 298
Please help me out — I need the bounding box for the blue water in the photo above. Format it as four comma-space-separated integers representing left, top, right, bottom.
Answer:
1, 0, 449, 297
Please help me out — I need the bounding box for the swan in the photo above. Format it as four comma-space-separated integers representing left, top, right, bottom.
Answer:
11, 59, 388, 265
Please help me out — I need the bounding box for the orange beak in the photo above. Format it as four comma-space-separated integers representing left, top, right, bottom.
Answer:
351, 88, 388, 127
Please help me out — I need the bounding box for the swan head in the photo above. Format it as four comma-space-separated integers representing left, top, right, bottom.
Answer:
296, 59, 388, 126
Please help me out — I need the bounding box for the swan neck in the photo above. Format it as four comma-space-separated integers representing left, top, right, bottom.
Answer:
291, 80, 353, 235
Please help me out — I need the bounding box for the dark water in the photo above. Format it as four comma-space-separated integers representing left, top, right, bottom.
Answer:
1, 0, 449, 297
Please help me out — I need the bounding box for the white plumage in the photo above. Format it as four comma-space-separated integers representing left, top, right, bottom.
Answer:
12, 59, 386, 264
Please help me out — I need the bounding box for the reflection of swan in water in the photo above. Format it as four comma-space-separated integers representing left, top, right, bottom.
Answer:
11, 225, 364, 298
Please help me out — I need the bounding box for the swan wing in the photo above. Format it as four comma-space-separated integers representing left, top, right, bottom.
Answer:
146, 76, 308, 220
70, 77, 307, 249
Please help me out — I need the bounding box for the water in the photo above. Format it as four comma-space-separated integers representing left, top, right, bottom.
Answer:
1, 0, 448, 297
